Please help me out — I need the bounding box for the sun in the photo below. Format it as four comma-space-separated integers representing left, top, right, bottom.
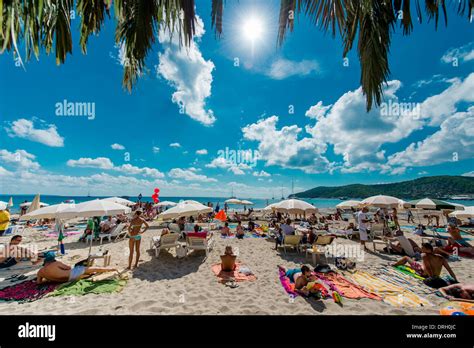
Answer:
242, 15, 265, 43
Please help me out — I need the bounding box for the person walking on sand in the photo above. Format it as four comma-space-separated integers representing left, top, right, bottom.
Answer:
127, 210, 149, 269
357, 207, 370, 251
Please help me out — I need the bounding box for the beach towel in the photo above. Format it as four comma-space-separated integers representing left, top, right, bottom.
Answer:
278, 268, 330, 299
211, 263, 256, 283
346, 270, 433, 308
376, 267, 432, 295
315, 272, 381, 300
439, 301, 474, 316
51, 278, 127, 297
0, 280, 58, 302
394, 265, 426, 280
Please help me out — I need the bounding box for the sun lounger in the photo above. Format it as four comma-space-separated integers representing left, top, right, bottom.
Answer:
150, 232, 180, 257
279, 235, 302, 253
186, 235, 215, 256
370, 223, 391, 253
98, 223, 127, 244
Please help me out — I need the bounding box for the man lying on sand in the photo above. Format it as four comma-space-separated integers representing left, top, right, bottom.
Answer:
447, 225, 474, 256
439, 283, 474, 302
0, 235, 42, 268
278, 265, 321, 297
36, 252, 116, 284
392, 243, 458, 287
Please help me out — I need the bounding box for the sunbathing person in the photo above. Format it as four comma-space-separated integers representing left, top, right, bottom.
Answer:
236, 221, 245, 240
220, 246, 237, 272
0, 235, 42, 268
446, 225, 474, 256
439, 283, 474, 302
221, 222, 232, 237
392, 243, 458, 287
36, 253, 116, 284
278, 265, 320, 296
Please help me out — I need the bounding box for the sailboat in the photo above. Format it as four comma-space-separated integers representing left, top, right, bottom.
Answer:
229, 187, 236, 199
280, 188, 285, 200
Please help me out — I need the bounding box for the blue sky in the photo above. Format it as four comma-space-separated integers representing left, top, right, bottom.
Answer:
0, 0, 473, 198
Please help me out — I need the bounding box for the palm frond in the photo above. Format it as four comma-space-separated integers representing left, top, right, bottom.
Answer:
211, 0, 223, 38
77, 0, 111, 54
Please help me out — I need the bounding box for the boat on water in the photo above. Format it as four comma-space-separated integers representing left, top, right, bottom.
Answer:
63, 199, 75, 204
339, 197, 348, 200
449, 195, 474, 200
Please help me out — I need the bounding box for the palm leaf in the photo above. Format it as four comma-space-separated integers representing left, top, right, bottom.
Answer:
211, 0, 223, 38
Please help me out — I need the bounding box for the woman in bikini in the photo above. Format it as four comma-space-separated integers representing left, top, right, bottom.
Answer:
128, 210, 149, 269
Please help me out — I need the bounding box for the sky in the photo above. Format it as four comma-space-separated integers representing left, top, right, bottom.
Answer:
0, 0, 473, 199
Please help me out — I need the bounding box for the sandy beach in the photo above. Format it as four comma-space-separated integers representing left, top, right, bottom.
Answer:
1, 213, 473, 315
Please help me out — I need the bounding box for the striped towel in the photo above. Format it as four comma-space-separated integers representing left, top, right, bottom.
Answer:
345, 270, 433, 308
376, 267, 433, 295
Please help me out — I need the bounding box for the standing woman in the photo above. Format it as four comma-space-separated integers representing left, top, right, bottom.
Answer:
127, 210, 149, 269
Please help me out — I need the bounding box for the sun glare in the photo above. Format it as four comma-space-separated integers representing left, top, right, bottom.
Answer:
242, 15, 265, 43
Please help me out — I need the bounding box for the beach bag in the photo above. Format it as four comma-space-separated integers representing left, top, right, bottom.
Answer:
176, 245, 187, 259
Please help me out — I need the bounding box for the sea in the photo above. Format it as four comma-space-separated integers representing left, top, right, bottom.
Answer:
1, 194, 473, 214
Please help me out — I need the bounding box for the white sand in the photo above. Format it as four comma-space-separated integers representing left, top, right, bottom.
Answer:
1, 221, 473, 315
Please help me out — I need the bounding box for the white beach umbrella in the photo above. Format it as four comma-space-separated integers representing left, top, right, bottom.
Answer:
159, 202, 212, 220
360, 195, 401, 208
449, 206, 474, 219
336, 200, 361, 209
101, 196, 135, 206
181, 200, 202, 205
20, 201, 49, 208
26, 194, 42, 214
57, 199, 131, 219
0, 201, 8, 210
7, 197, 13, 207
21, 203, 74, 220
273, 199, 318, 214
263, 202, 280, 211
224, 198, 243, 204
154, 201, 177, 207
240, 200, 254, 205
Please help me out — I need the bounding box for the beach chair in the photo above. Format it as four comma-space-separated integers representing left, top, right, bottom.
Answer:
395, 235, 417, 258
168, 223, 181, 234
150, 233, 180, 257
98, 223, 127, 244
280, 235, 302, 254
186, 235, 215, 257
369, 223, 391, 253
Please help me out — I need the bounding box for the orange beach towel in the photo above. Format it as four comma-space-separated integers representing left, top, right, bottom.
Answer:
211, 263, 256, 283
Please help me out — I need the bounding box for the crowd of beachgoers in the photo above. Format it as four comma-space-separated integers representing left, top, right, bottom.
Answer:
0, 195, 473, 315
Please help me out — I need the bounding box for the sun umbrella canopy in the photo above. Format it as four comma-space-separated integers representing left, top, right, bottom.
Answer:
21, 203, 74, 220
240, 200, 254, 205
181, 200, 202, 205
225, 198, 243, 204
448, 206, 474, 219
360, 195, 401, 208
159, 202, 212, 220
154, 201, 177, 207
101, 197, 135, 206
0, 201, 8, 210
408, 198, 458, 210
7, 197, 13, 207
20, 201, 49, 207
273, 199, 318, 214
336, 200, 361, 209
263, 202, 280, 211
57, 199, 131, 219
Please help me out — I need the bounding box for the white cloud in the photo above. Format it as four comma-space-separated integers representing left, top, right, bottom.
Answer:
169, 143, 181, 148
157, 16, 216, 126
306, 80, 424, 173
115, 164, 165, 179
111, 143, 125, 150
462, 171, 474, 177
242, 116, 330, 173
0, 149, 40, 170
168, 168, 217, 182
206, 157, 252, 175
253, 170, 271, 177
0, 166, 12, 177
152, 146, 160, 153
67, 157, 114, 169
5, 118, 64, 147
305, 101, 332, 120
387, 106, 474, 170
196, 149, 208, 155
441, 42, 474, 64
266, 58, 320, 80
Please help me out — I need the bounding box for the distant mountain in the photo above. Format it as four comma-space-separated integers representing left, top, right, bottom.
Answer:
291, 176, 474, 200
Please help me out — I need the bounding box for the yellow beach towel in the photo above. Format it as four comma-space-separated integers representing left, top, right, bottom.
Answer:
346, 270, 433, 308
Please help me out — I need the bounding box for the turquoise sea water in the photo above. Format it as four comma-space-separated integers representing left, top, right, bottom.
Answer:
1, 194, 472, 214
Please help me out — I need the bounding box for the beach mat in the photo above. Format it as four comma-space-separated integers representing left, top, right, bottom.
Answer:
316, 272, 381, 301
345, 270, 433, 308
211, 263, 256, 283
0, 280, 58, 302
0, 265, 41, 290
278, 268, 330, 299
393, 265, 425, 280
51, 278, 127, 297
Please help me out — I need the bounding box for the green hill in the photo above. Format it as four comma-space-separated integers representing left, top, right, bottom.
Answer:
291, 176, 474, 200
